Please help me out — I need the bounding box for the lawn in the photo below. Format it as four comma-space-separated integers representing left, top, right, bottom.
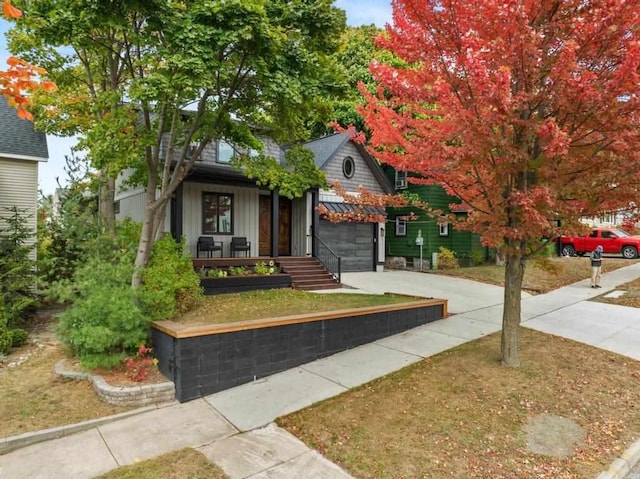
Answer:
593, 277, 640, 308
0, 290, 420, 438
94, 448, 227, 479
177, 289, 421, 325
436, 256, 637, 293
278, 329, 640, 479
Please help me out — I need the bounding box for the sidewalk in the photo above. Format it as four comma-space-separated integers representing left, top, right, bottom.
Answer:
1, 263, 639, 478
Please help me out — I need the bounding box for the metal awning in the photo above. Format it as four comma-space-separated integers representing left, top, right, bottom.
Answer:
320, 201, 387, 216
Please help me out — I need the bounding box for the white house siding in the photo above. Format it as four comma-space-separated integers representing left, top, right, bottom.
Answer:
290, 196, 309, 257
182, 182, 259, 257
0, 158, 38, 259
322, 143, 384, 194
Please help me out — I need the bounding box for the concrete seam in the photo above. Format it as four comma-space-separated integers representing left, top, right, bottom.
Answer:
95, 426, 120, 466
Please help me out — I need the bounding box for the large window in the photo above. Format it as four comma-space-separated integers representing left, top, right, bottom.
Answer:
202, 193, 233, 234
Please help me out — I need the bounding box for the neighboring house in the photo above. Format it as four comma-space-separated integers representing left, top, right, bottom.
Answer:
0, 97, 49, 260
115, 131, 392, 272
385, 170, 488, 268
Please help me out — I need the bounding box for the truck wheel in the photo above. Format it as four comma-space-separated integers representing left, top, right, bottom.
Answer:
622, 246, 638, 259
561, 244, 575, 257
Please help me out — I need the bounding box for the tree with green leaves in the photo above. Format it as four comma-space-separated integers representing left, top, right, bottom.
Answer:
9, 0, 346, 287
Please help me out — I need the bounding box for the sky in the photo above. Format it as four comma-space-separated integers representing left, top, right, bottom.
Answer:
0, 1, 393, 196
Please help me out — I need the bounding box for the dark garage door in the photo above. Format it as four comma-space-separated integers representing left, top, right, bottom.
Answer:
318, 220, 374, 272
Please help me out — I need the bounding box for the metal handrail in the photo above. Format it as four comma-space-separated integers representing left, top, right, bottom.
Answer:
313, 234, 341, 283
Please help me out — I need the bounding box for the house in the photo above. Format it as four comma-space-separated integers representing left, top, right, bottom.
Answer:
115, 131, 392, 273
0, 97, 49, 259
385, 169, 488, 269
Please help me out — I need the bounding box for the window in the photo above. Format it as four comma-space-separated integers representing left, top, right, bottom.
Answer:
395, 171, 407, 189
202, 193, 233, 234
395, 217, 407, 236
217, 140, 235, 164
439, 223, 449, 237
113, 200, 120, 215
342, 156, 355, 179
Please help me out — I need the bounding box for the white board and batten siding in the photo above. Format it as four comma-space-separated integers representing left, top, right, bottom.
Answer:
0, 158, 38, 259
182, 182, 259, 258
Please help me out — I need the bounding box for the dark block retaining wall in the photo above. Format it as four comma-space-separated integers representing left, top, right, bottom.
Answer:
200, 274, 291, 295
152, 300, 446, 402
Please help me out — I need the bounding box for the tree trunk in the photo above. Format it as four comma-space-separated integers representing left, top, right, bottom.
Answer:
99, 176, 116, 235
131, 187, 158, 289
501, 249, 525, 367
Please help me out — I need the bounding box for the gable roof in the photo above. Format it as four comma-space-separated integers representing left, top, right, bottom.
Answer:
0, 97, 48, 161
304, 131, 352, 169
303, 132, 393, 194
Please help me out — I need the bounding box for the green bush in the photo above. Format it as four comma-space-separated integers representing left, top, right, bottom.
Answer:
139, 235, 202, 321
10, 328, 28, 348
55, 258, 149, 369
437, 246, 460, 270
0, 207, 37, 327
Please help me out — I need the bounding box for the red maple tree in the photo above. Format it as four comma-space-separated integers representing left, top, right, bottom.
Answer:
359, 0, 640, 366
1, 1, 55, 120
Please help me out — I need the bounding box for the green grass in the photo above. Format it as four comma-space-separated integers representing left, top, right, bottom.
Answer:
178, 289, 423, 325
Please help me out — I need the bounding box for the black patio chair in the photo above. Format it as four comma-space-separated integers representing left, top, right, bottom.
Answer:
197, 236, 223, 258
230, 236, 251, 257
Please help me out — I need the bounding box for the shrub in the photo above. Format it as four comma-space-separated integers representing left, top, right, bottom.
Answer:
254, 261, 278, 275
123, 344, 158, 382
0, 315, 11, 355
437, 246, 460, 270
10, 328, 28, 348
139, 235, 202, 321
55, 257, 149, 369
229, 265, 248, 276
0, 206, 37, 327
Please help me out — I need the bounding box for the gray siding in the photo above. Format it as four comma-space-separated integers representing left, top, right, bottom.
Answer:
161, 134, 284, 167
182, 182, 259, 257
0, 158, 38, 259
322, 142, 384, 194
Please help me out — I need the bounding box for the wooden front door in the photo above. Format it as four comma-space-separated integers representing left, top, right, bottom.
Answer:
259, 195, 291, 256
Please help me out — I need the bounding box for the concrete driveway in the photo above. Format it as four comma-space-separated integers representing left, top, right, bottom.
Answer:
341, 270, 531, 314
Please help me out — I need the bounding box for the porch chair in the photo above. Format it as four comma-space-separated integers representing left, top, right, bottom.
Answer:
197, 236, 223, 258
230, 236, 251, 257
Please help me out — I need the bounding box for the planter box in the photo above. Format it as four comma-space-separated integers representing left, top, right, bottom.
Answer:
200, 273, 291, 295
151, 298, 447, 402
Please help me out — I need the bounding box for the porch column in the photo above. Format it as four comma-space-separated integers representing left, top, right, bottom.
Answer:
311, 188, 319, 258
270, 189, 279, 257
171, 183, 183, 242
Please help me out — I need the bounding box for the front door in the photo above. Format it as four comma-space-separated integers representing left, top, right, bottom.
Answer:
259, 195, 291, 256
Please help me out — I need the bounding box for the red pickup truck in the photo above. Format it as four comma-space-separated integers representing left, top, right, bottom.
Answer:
558, 227, 640, 259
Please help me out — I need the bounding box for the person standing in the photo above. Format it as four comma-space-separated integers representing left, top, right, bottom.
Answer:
590, 245, 603, 288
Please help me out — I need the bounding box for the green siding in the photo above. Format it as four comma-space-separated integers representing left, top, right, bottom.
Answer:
385, 183, 487, 264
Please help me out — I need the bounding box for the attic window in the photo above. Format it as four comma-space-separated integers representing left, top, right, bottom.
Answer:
342, 156, 355, 179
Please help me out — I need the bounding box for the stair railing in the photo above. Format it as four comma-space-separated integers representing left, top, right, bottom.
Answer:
313, 234, 341, 283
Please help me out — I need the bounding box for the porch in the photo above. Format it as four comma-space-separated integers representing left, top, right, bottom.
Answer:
193, 256, 340, 291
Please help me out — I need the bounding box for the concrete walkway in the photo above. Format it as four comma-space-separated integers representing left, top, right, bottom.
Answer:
1, 262, 639, 478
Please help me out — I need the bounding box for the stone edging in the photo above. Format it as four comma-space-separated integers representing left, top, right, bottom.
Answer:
54, 359, 175, 407
597, 439, 640, 479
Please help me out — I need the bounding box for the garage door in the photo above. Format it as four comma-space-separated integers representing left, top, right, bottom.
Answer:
318, 220, 374, 272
